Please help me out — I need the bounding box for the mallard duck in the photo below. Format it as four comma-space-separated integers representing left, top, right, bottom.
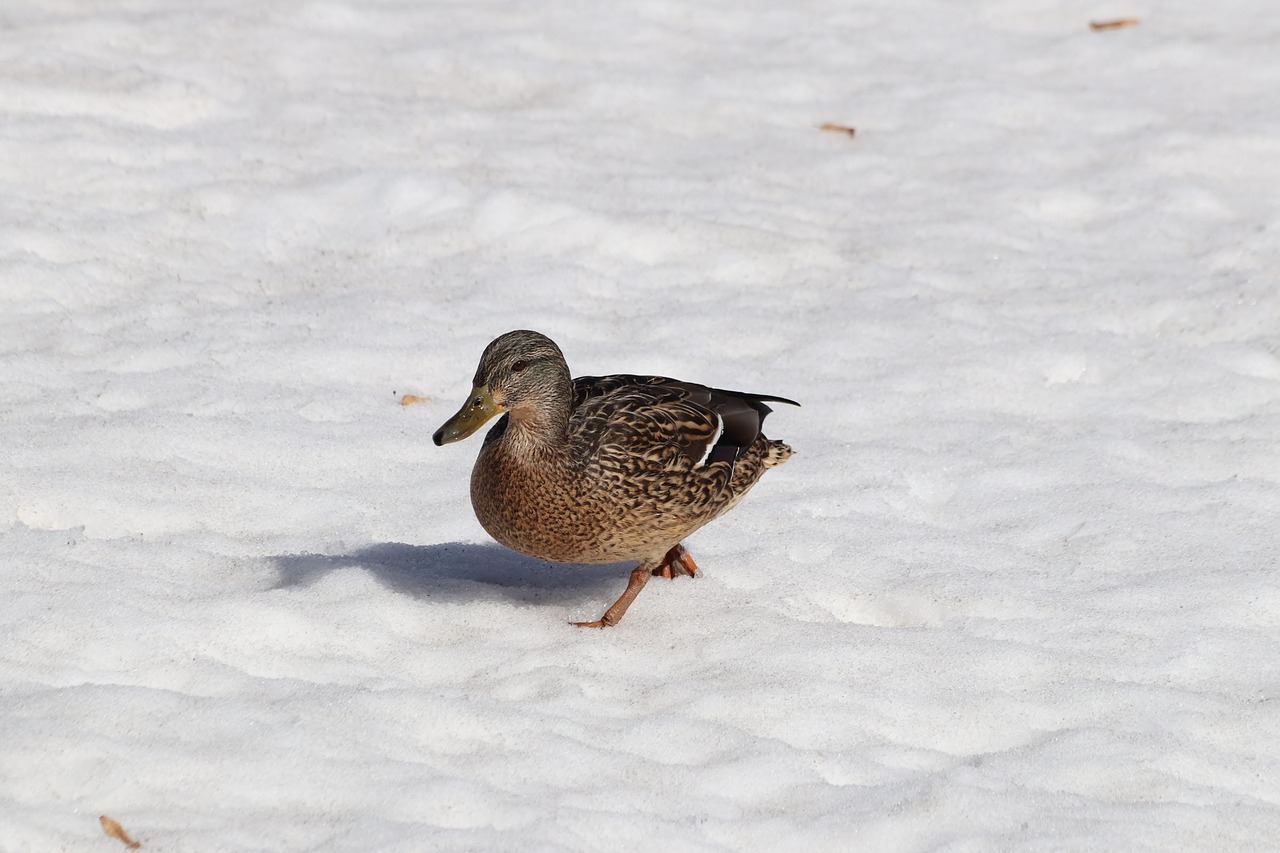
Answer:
432, 330, 796, 627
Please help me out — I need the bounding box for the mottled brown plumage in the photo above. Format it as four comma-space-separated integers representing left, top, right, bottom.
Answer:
433, 330, 796, 627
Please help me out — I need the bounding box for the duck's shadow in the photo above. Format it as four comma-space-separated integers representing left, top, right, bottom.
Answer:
271, 542, 625, 608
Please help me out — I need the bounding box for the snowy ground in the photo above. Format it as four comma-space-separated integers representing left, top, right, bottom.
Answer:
3, 0, 1280, 849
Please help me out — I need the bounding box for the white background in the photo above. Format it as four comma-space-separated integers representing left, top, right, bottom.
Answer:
2, 0, 1278, 849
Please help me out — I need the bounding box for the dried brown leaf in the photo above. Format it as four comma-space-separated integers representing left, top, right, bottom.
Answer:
1089, 17, 1140, 30
819, 122, 857, 138
99, 815, 141, 849
400, 394, 431, 406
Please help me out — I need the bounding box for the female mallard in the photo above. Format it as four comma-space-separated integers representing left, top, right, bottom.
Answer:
433, 330, 796, 627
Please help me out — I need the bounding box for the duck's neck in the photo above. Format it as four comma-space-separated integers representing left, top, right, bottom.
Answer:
501, 389, 572, 457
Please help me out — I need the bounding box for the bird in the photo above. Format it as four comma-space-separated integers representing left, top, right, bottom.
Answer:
432, 330, 796, 627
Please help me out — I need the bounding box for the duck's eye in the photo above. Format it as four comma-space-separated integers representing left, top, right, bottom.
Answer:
512, 360, 528, 373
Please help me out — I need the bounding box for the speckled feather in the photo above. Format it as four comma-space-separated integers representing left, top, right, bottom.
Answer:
450, 332, 795, 569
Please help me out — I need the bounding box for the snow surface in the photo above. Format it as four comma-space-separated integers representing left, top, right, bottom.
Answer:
3, 0, 1280, 849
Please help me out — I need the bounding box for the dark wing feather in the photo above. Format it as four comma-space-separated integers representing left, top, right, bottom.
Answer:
571, 375, 798, 469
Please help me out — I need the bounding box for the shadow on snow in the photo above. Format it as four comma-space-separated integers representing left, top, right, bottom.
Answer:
270, 541, 626, 609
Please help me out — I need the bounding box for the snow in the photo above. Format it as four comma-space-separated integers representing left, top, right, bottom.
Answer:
3, 0, 1279, 849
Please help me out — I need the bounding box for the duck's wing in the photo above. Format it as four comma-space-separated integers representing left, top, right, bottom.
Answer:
570, 374, 797, 470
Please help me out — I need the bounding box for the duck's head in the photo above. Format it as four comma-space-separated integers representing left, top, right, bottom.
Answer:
432, 330, 571, 446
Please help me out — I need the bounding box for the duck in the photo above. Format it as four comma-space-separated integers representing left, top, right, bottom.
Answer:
432, 330, 796, 627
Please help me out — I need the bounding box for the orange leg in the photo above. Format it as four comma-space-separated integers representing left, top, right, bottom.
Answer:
573, 564, 652, 628
652, 543, 698, 579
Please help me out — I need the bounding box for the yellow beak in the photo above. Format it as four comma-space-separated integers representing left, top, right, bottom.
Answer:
432, 385, 504, 446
